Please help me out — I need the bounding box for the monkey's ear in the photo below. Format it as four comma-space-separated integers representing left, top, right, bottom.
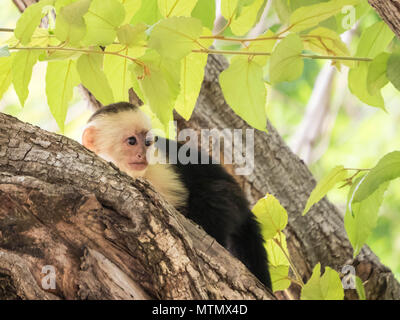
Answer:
82, 126, 98, 152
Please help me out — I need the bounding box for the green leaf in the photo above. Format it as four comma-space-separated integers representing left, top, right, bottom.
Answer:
241, 30, 277, 66
304, 27, 352, 68
265, 233, 290, 267
120, 0, 142, 24
191, 0, 216, 30
355, 21, 394, 59
269, 265, 291, 293
348, 62, 385, 110
158, 0, 198, 17
301, 264, 344, 300
174, 28, 212, 120
117, 23, 147, 48
39, 50, 81, 61
387, 52, 400, 91
0, 56, 13, 100
289, 0, 360, 33
221, 0, 239, 20
46, 60, 80, 132
348, 22, 393, 107
54, 0, 91, 45
82, 0, 125, 46
302, 165, 348, 216
345, 177, 388, 257
269, 33, 304, 84
130, 0, 162, 25
148, 17, 203, 60
0, 46, 10, 57
220, 56, 267, 131
252, 194, 288, 240
272, 0, 291, 25
14, 0, 55, 45
76, 51, 114, 105
367, 52, 390, 95
131, 50, 181, 126
104, 44, 144, 103
356, 276, 366, 300
353, 151, 400, 203
12, 50, 42, 106
230, 0, 264, 36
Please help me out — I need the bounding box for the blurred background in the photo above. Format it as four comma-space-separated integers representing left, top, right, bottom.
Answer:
1, 0, 399, 280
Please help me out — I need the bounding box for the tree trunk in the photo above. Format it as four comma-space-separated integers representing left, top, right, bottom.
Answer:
4, 0, 400, 300
368, 0, 400, 39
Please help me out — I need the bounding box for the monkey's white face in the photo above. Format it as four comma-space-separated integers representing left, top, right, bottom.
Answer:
112, 130, 154, 177
82, 109, 154, 178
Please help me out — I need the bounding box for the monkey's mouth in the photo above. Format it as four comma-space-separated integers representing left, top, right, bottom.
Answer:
128, 162, 148, 171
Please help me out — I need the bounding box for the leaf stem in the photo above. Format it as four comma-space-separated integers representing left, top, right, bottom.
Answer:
192, 48, 372, 62
8, 45, 146, 68
0, 28, 14, 32
273, 236, 304, 287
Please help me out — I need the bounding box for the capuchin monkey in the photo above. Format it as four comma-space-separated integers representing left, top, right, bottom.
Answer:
82, 102, 271, 289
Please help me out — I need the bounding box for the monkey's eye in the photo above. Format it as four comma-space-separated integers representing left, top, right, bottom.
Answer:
145, 138, 153, 147
127, 136, 137, 145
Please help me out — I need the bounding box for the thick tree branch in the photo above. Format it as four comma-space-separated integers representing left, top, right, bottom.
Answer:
177, 54, 400, 300
0, 112, 273, 300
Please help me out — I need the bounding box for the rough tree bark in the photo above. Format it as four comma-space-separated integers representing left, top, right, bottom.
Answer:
2, 0, 400, 300
0, 112, 273, 300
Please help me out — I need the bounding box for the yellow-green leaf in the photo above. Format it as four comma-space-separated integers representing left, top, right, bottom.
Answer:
158, 0, 198, 17
76, 51, 114, 105
104, 44, 144, 103
230, 0, 264, 36
131, 50, 181, 127
117, 23, 147, 48
12, 50, 42, 106
356, 276, 366, 300
269, 33, 303, 84
192, 0, 216, 30
120, 0, 142, 24
14, 0, 55, 45
303, 165, 348, 215
220, 56, 267, 131
289, 0, 360, 33
344, 178, 388, 257
46, 60, 80, 132
305, 27, 352, 68
148, 17, 203, 60
253, 194, 288, 240
130, 0, 162, 25
353, 151, 400, 203
264, 232, 289, 267
54, 0, 91, 45
387, 52, 400, 91
0, 56, 13, 100
269, 265, 291, 293
301, 264, 344, 300
82, 0, 125, 46
174, 28, 212, 120
367, 52, 390, 96
221, 0, 239, 20
241, 29, 277, 66
348, 62, 385, 110
355, 21, 394, 59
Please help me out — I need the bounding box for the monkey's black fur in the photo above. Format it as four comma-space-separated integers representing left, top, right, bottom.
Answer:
91, 102, 271, 288
156, 137, 271, 289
